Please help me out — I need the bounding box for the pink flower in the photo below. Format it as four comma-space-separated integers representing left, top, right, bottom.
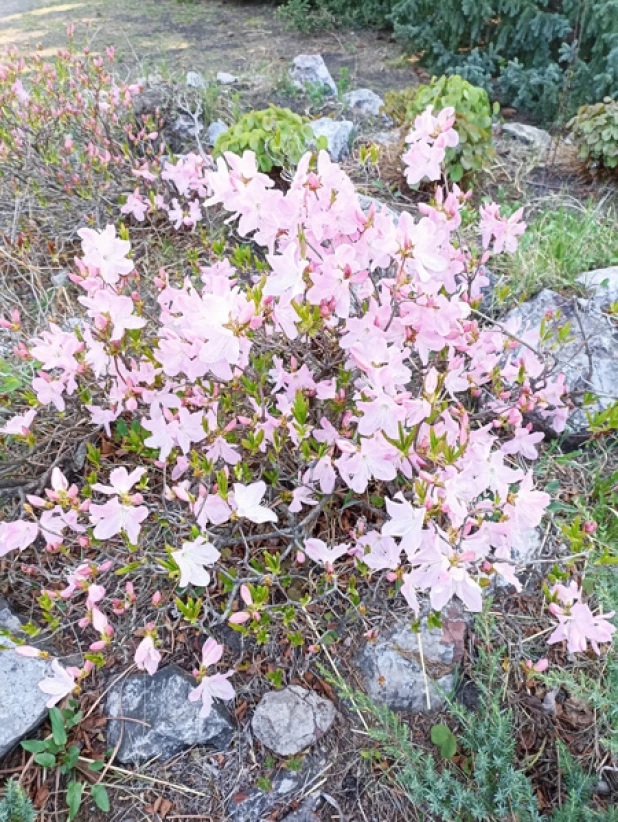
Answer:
134, 635, 162, 675
90, 497, 148, 544
91, 466, 146, 496
501, 426, 544, 460
548, 601, 615, 655
479, 204, 526, 255
188, 639, 235, 718
0, 519, 38, 557
121, 189, 149, 222
304, 538, 350, 569
0, 408, 37, 436
38, 659, 76, 707
382, 493, 426, 559
171, 536, 220, 587
77, 225, 134, 285
358, 531, 401, 571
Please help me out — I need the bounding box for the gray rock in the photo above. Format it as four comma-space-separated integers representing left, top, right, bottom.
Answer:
291, 54, 337, 97
216, 71, 238, 85
369, 128, 402, 147
107, 664, 234, 764
186, 71, 205, 89
502, 123, 552, 152
310, 118, 354, 162
343, 88, 384, 118
228, 753, 326, 822
0, 651, 55, 758
207, 119, 229, 147
358, 604, 467, 713
0, 599, 55, 759
503, 288, 618, 432
251, 686, 335, 756
576, 266, 618, 310
173, 113, 204, 141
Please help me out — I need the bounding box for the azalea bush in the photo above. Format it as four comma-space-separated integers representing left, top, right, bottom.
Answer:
0, 29, 162, 245
0, 101, 615, 732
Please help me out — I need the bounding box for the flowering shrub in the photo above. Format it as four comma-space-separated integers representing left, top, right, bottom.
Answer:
0, 105, 614, 720
0, 30, 162, 243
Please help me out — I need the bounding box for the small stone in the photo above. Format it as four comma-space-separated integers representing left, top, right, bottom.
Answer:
310, 118, 353, 162
207, 119, 229, 147
0, 599, 56, 758
228, 752, 326, 822
358, 604, 467, 713
502, 123, 552, 152
186, 71, 205, 89
343, 88, 384, 118
290, 55, 337, 97
217, 72, 238, 85
106, 664, 234, 764
251, 686, 335, 756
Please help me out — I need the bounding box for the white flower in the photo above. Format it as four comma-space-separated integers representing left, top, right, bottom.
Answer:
38, 659, 76, 707
172, 537, 220, 587
232, 481, 277, 524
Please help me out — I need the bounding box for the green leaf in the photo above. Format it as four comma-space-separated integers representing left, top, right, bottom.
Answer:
88, 759, 105, 772
34, 752, 57, 768
67, 780, 84, 821
50, 706, 67, 746
91, 784, 110, 812
21, 739, 48, 753
430, 723, 457, 759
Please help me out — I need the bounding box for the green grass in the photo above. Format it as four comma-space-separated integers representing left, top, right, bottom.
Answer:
495, 199, 618, 298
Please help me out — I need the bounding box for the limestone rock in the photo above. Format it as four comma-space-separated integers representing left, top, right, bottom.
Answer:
106, 664, 234, 764
217, 72, 238, 85
186, 71, 205, 89
576, 266, 618, 310
0, 599, 55, 758
503, 287, 618, 432
207, 119, 229, 147
310, 118, 353, 162
502, 123, 552, 152
342, 88, 384, 118
291, 55, 337, 97
358, 604, 467, 713
251, 686, 335, 756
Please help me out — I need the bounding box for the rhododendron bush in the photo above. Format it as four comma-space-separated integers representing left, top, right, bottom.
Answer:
0, 103, 614, 715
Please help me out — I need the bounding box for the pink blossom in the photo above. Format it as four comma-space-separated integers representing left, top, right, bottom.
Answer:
0, 519, 38, 557
479, 204, 526, 255
188, 638, 235, 718
90, 497, 148, 543
304, 538, 350, 569
0, 408, 37, 436
77, 225, 134, 284
134, 635, 162, 675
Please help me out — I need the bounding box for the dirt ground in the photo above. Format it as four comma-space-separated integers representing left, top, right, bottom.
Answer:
0, 0, 414, 97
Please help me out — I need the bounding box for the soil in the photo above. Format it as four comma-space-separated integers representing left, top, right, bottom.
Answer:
0, 0, 415, 99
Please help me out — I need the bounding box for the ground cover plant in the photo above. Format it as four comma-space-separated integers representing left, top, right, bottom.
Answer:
0, 24, 617, 821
